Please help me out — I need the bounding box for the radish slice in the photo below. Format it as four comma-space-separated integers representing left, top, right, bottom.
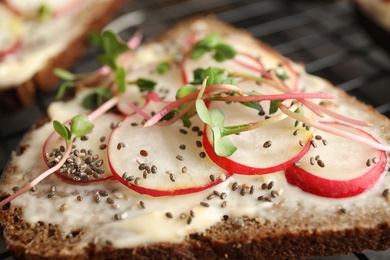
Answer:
108, 99, 231, 197
285, 122, 387, 198
43, 113, 122, 182
0, 6, 21, 59
203, 100, 313, 175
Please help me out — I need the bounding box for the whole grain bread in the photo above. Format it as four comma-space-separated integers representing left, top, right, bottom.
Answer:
0, 0, 124, 113
0, 16, 390, 260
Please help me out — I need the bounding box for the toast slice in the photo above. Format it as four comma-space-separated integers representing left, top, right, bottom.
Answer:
0, 16, 389, 259
0, 0, 124, 113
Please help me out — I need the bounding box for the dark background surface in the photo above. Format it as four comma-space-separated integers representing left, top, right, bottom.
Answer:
1, 0, 390, 259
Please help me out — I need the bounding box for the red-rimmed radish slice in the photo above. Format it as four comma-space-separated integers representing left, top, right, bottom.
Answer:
108, 99, 231, 197
43, 112, 122, 183
5, 0, 85, 18
203, 100, 313, 175
0, 6, 21, 59
285, 122, 387, 198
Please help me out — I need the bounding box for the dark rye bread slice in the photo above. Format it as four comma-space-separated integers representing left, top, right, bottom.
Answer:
0, 16, 390, 260
0, 0, 124, 114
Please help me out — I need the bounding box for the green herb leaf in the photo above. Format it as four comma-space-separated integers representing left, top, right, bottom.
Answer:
53, 120, 71, 143
294, 104, 304, 127
134, 78, 157, 92
196, 99, 237, 156
55, 82, 73, 100
276, 70, 289, 81
214, 43, 236, 62
70, 114, 94, 140
202, 67, 236, 86
156, 61, 170, 74
54, 68, 76, 81
191, 68, 206, 85
190, 34, 236, 62
176, 84, 198, 100
82, 87, 112, 109
115, 67, 127, 92
269, 100, 284, 114
181, 116, 192, 128
38, 5, 51, 20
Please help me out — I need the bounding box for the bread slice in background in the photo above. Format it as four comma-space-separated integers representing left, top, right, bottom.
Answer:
0, 0, 124, 113
0, 16, 389, 260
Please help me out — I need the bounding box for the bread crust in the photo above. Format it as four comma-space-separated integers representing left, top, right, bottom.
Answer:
1, 16, 390, 260
0, 0, 124, 114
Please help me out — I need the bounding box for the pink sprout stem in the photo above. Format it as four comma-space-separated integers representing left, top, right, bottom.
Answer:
88, 96, 119, 121
279, 104, 390, 151
210, 92, 336, 103
0, 145, 72, 208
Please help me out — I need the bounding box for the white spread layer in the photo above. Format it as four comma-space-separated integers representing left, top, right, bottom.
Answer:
0, 0, 109, 88
2, 20, 390, 254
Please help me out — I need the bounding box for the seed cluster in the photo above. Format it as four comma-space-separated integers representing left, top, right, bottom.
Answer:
46, 145, 105, 182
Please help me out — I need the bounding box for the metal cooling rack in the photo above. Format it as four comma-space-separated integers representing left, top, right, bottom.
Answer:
1, 0, 390, 259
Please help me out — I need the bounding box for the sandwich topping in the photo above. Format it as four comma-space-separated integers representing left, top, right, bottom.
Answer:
1, 20, 389, 249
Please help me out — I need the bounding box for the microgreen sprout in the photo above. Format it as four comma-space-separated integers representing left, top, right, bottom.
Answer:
190, 34, 236, 62
156, 61, 171, 74
0, 114, 94, 208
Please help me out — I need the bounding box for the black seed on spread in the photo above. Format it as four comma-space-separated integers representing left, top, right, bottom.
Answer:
99, 190, 108, 197
200, 201, 210, 207
192, 126, 200, 132
181, 166, 188, 173
151, 165, 157, 174
372, 157, 380, 164
261, 183, 267, 190
267, 181, 274, 190
134, 177, 141, 185
131, 122, 138, 127
257, 196, 264, 201
232, 182, 238, 191
138, 163, 147, 170
196, 140, 202, 148
169, 173, 176, 182
263, 141, 272, 148
207, 194, 216, 200
140, 201, 146, 209
271, 190, 278, 198
176, 155, 184, 161
264, 197, 273, 202
315, 135, 322, 140
310, 157, 315, 165
117, 142, 126, 150
197, 130, 203, 136
317, 160, 325, 168
293, 129, 299, 136
250, 185, 254, 194
99, 144, 107, 150
106, 197, 115, 204
310, 140, 317, 148
94, 193, 102, 203
315, 155, 320, 161
77, 195, 83, 201
220, 192, 227, 200
179, 144, 186, 150
47, 193, 55, 198
190, 210, 195, 218
179, 129, 188, 134
81, 136, 88, 141
366, 159, 372, 167
187, 217, 193, 225
166, 212, 173, 218
240, 187, 248, 196
199, 152, 206, 158
140, 150, 148, 157
322, 139, 328, 146
299, 140, 304, 147
126, 175, 135, 182
209, 174, 216, 182
383, 189, 390, 197
213, 190, 221, 196
339, 208, 347, 214
100, 136, 106, 142
221, 201, 227, 208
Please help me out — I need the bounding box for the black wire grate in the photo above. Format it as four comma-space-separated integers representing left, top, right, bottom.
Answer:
1, 0, 390, 259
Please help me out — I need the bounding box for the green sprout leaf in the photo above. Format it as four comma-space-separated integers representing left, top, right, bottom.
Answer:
196, 99, 237, 156
82, 87, 112, 109
38, 5, 51, 20
53, 120, 71, 144
294, 104, 304, 127
190, 34, 236, 62
115, 67, 127, 92
269, 100, 284, 114
276, 70, 289, 81
176, 84, 198, 100
201, 67, 237, 86
156, 61, 170, 74
54, 68, 77, 81
55, 82, 74, 100
70, 114, 94, 140
133, 78, 157, 92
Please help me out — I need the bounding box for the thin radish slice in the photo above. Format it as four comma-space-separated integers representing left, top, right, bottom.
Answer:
203, 100, 313, 175
0, 6, 21, 59
43, 112, 122, 183
108, 99, 231, 197
285, 122, 387, 198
